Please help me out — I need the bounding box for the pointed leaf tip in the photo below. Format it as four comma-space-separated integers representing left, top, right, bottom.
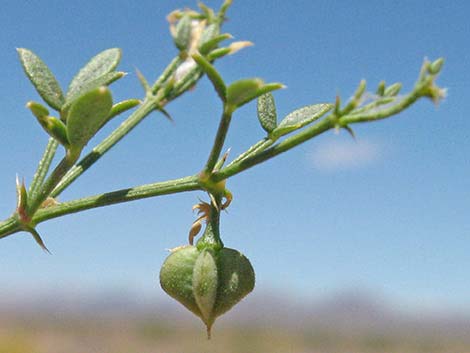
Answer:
227, 79, 283, 110
66, 48, 122, 101
273, 103, 333, 138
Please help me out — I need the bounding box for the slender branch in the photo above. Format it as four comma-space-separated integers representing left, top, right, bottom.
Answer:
225, 137, 273, 168
28, 153, 78, 214
213, 117, 334, 182
213, 71, 441, 183
52, 61, 206, 198
0, 175, 201, 240
340, 77, 432, 124
35, 175, 201, 224
28, 138, 59, 200
0, 217, 21, 239
151, 57, 182, 93
202, 108, 233, 175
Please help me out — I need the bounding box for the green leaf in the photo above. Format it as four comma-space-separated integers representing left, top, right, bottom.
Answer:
384, 82, 402, 97
199, 31, 232, 55
66, 86, 113, 151
428, 58, 444, 75
26, 101, 49, 119
43, 117, 70, 147
108, 99, 141, 120
226, 79, 284, 111
66, 48, 121, 101
27, 101, 69, 146
62, 71, 124, 114
227, 78, 263, 108
192, 53, 226, 101
17, 48, 65, 111
207, 47, 231, 61
257, 93, 277, 133
272, 103, 333, 138
199, 23, 219, 46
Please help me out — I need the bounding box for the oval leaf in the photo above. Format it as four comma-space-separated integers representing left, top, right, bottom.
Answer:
63, 71, 124, 112
226, 78, 264, 108
257, 93, 277, 133
17, 48, 65, 111
198, 24, 220, 53
42, 117, 70, 147
227, 79, 284, 111
66, 87, 113, 150
66, 48, 121, 101
108, 99, 141, 120
199, 33, 232, 55
273, 103, 333, 138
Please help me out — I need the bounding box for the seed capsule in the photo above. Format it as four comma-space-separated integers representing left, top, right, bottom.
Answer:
159, 245, 255, 338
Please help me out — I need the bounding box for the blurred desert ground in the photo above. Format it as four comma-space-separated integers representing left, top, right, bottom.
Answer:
1, 289, 469, 353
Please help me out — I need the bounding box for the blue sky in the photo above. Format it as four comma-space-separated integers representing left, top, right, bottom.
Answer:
0, 0, 469, 313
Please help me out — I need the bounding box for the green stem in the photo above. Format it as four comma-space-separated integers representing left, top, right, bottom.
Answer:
151, 57, 182, 93
35, 175, 200, 224
1, 175, 201, 240
225, 137, 274, 168
203, 108, 233, 175
196, 197, 223, 251
0, 217, 21, 239
340, 78, 429, 124
214, 73, 439, 182
213, 117, 334, 182
28, 138, 59, 200
28, 152, 78, 215
52, 61, 206, 198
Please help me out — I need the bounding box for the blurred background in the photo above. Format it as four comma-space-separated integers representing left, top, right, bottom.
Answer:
0, 0, 469, 352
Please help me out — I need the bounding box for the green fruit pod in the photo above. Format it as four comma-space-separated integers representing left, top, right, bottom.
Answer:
160, 245, 255, 338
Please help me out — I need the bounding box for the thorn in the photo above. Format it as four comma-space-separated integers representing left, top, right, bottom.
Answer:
222, 147, 231, 161
334, 95, 341, 115
28, 228, 51, 254
206, 323, 213, 339
16, 175, 29, 221
334, 124, 341, 135
167, 245, 189, 252
135, 68, 151, 93
214, 148, 231, 171
343, 125, 356, 140
209, 193, 219, 211
158, 107, 174, 123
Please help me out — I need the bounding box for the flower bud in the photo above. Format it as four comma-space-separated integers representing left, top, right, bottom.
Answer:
160, 244, 255, 338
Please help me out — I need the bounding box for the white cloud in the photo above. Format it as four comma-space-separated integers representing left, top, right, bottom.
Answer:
309, 137, 380, 171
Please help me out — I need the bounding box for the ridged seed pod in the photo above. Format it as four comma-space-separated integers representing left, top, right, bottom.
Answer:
160, 245, 255, 338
